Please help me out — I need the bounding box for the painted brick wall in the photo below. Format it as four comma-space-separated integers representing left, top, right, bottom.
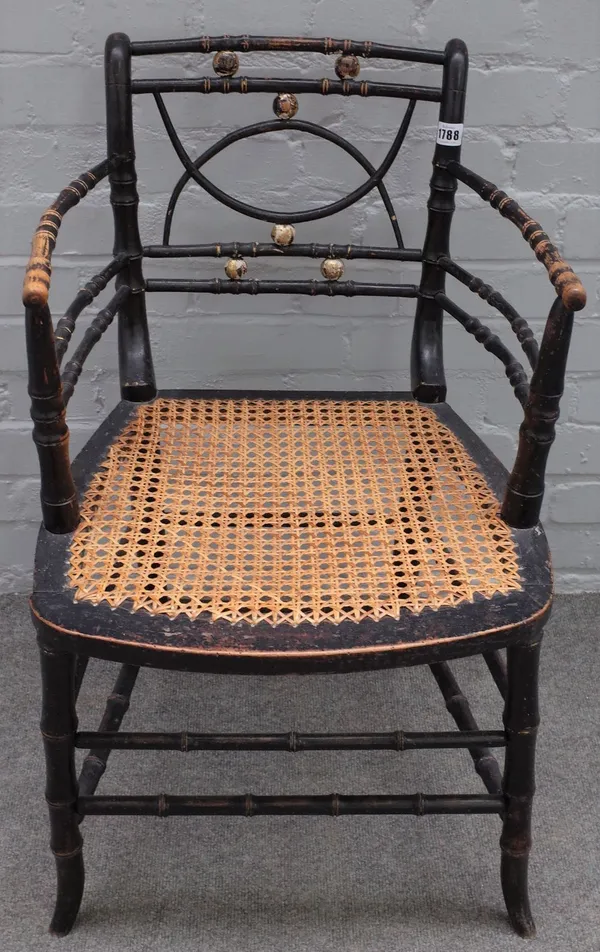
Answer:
1, 1, 598, 592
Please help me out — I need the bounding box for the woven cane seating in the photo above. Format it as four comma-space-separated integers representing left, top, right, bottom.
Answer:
69, 397, 522, 625
24, 32, 586, 940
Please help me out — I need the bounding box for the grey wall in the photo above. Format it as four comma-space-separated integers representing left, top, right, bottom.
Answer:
1, 1, 599, 592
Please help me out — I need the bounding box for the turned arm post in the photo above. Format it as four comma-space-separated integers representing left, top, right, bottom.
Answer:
25, 304, 78, 533
502, 297, 574, 528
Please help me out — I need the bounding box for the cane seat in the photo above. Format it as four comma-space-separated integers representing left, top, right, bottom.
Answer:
31, 391, 551, 669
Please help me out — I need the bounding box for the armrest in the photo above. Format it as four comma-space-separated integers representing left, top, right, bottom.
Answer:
22, 159, 109, 309
445, 160, 587, 312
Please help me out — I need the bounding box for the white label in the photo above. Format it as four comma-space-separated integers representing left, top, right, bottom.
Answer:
437, 122, 464, 146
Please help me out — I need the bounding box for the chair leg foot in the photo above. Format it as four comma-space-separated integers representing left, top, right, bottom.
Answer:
501, 853, 536, 938
500, 640, 541, 940
39, 642, 85, 937
49, 850, 85, 937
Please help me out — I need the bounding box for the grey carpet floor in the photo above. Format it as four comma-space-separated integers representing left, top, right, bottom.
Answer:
0, 592, 598, 951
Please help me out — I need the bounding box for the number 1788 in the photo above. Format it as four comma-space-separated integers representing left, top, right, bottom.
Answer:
438, 128, 461, 142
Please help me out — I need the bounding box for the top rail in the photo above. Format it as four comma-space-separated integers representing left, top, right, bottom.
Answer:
130, 35, 446, 64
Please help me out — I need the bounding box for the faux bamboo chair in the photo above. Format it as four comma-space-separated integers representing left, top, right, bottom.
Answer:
24, 33, 586, 939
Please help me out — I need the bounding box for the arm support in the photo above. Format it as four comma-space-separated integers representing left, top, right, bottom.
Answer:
22, 159, 110, 309
55, 254, 129, 364
502, 297, 574, 528
25, 304, 79, 533
445, 160, 587, 312
436, 293, 529, 406
62, 286, 131, 405
437, 256, 538, 369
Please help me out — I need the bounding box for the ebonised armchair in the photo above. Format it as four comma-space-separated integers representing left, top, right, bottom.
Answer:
23, 32, 586, 939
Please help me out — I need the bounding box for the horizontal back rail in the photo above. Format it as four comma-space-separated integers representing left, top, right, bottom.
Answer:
144, 243, 422, 261
133, 77, 442, 101
145, 278, 419, 297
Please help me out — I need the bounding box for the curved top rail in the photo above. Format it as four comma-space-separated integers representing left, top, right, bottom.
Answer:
130, 35, 446, 64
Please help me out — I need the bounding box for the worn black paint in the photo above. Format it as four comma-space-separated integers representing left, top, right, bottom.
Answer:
77, 664, 139, 800
61, 286, 131, 405
25, 305, 79, 533
430, 661, 503, 795
436, 293, 529, 405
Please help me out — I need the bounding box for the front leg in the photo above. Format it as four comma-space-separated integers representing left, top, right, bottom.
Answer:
39, 641, 85, 936
500, 639, 541, 938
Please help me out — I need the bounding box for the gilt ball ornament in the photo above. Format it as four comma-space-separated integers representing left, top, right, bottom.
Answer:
335, 53, 360, 80
212, 51, 239, 77
225, 258, 248, 280
320, 258, 345, 281
273, 92, 299, 119
271, 224, 296, 247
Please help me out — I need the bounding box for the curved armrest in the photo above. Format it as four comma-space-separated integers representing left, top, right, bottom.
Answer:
445, 160, 587, 312
22, 159, 109, 309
